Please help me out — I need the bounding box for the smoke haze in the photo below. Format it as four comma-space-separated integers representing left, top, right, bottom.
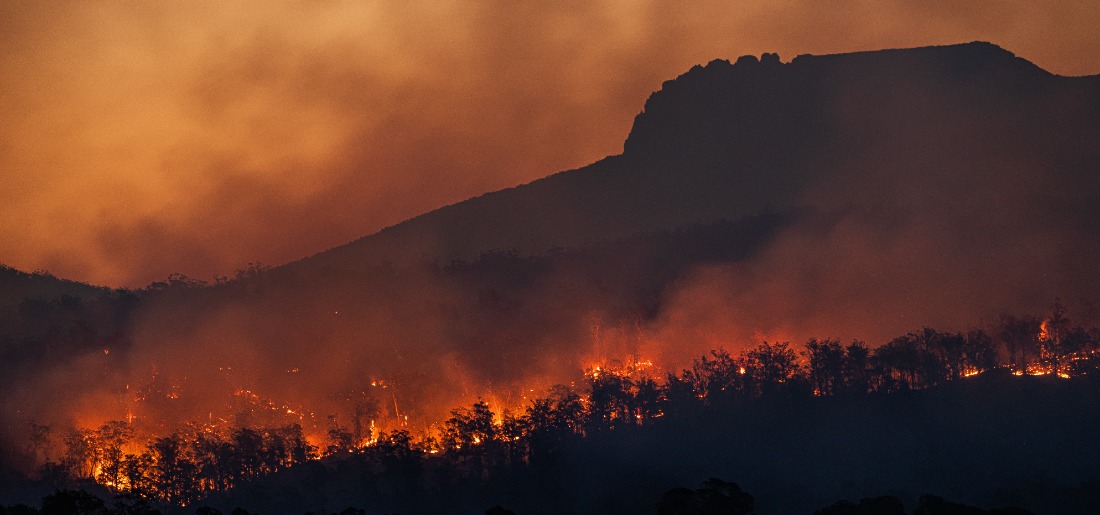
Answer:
2, 1, 1100, 287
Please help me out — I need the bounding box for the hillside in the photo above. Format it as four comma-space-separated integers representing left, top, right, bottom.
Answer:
0, 265, 109, 311
295, 42, 1100, 276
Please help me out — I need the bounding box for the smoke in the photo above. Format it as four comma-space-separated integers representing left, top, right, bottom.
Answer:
2, 1, 1099, 287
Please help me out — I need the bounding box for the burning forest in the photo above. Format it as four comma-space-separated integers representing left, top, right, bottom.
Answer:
6, 296, 1100, 512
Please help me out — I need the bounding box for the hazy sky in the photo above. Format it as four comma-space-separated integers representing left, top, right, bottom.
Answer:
2, 1, 1098, 287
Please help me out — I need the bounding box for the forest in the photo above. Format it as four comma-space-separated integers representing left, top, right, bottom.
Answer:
3, 297, 1099, 514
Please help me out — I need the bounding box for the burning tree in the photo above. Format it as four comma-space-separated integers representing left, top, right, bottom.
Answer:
681, 348, 744, 406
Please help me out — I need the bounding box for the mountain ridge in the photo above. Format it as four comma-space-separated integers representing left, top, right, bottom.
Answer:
287, 41, 1099, 281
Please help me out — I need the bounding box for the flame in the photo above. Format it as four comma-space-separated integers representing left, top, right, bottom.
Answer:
1038, 319, 1051, 341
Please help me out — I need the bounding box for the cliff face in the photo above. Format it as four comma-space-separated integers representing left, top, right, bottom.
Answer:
623, 42, 1051, 163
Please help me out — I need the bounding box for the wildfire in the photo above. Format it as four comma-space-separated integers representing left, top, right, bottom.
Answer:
587, 366, 604, 379
23, 317, 1098, 509
584, 355, 658, 381
1008, 363, 1075, 378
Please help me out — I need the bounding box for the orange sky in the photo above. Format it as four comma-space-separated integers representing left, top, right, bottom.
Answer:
2, 1, 1098, 288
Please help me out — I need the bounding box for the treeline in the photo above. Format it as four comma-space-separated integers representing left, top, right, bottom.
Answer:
19, 305, 1100, 510
9, 299, 1099, 513
30, 423, 316, 506
430, 316, 1100, 478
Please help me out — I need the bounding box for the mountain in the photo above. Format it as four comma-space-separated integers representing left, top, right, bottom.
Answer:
295, 42, 1100, 277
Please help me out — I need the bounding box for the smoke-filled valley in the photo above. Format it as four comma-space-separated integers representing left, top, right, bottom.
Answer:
3, 42, 1100, 513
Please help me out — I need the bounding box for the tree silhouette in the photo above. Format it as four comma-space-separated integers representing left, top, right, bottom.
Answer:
442, 400, 499, 476
664, 372, 704, 419
587, 371, 634, 430
634, 376, 663, 425
28, 422, 53, 464
742, 341, 802, 397
842, 341, 871, 395
962, 330, 997, 374
94, 421, 134, 488
873, 331, 948, 391
685, 348, 743, 405
996, 315, 1040, 373
443, 400, 496, 449
1041, 299, 1071, 375
934, 332, 968, 381
121, 452, 155, 498
61, 428, 97, 479
522, 387, 585, 464
149, 434, 197, 505
229, 428, 263, 480
912, 328, 949, 387
326, 418, 356, 455
804, 338, 845, 396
